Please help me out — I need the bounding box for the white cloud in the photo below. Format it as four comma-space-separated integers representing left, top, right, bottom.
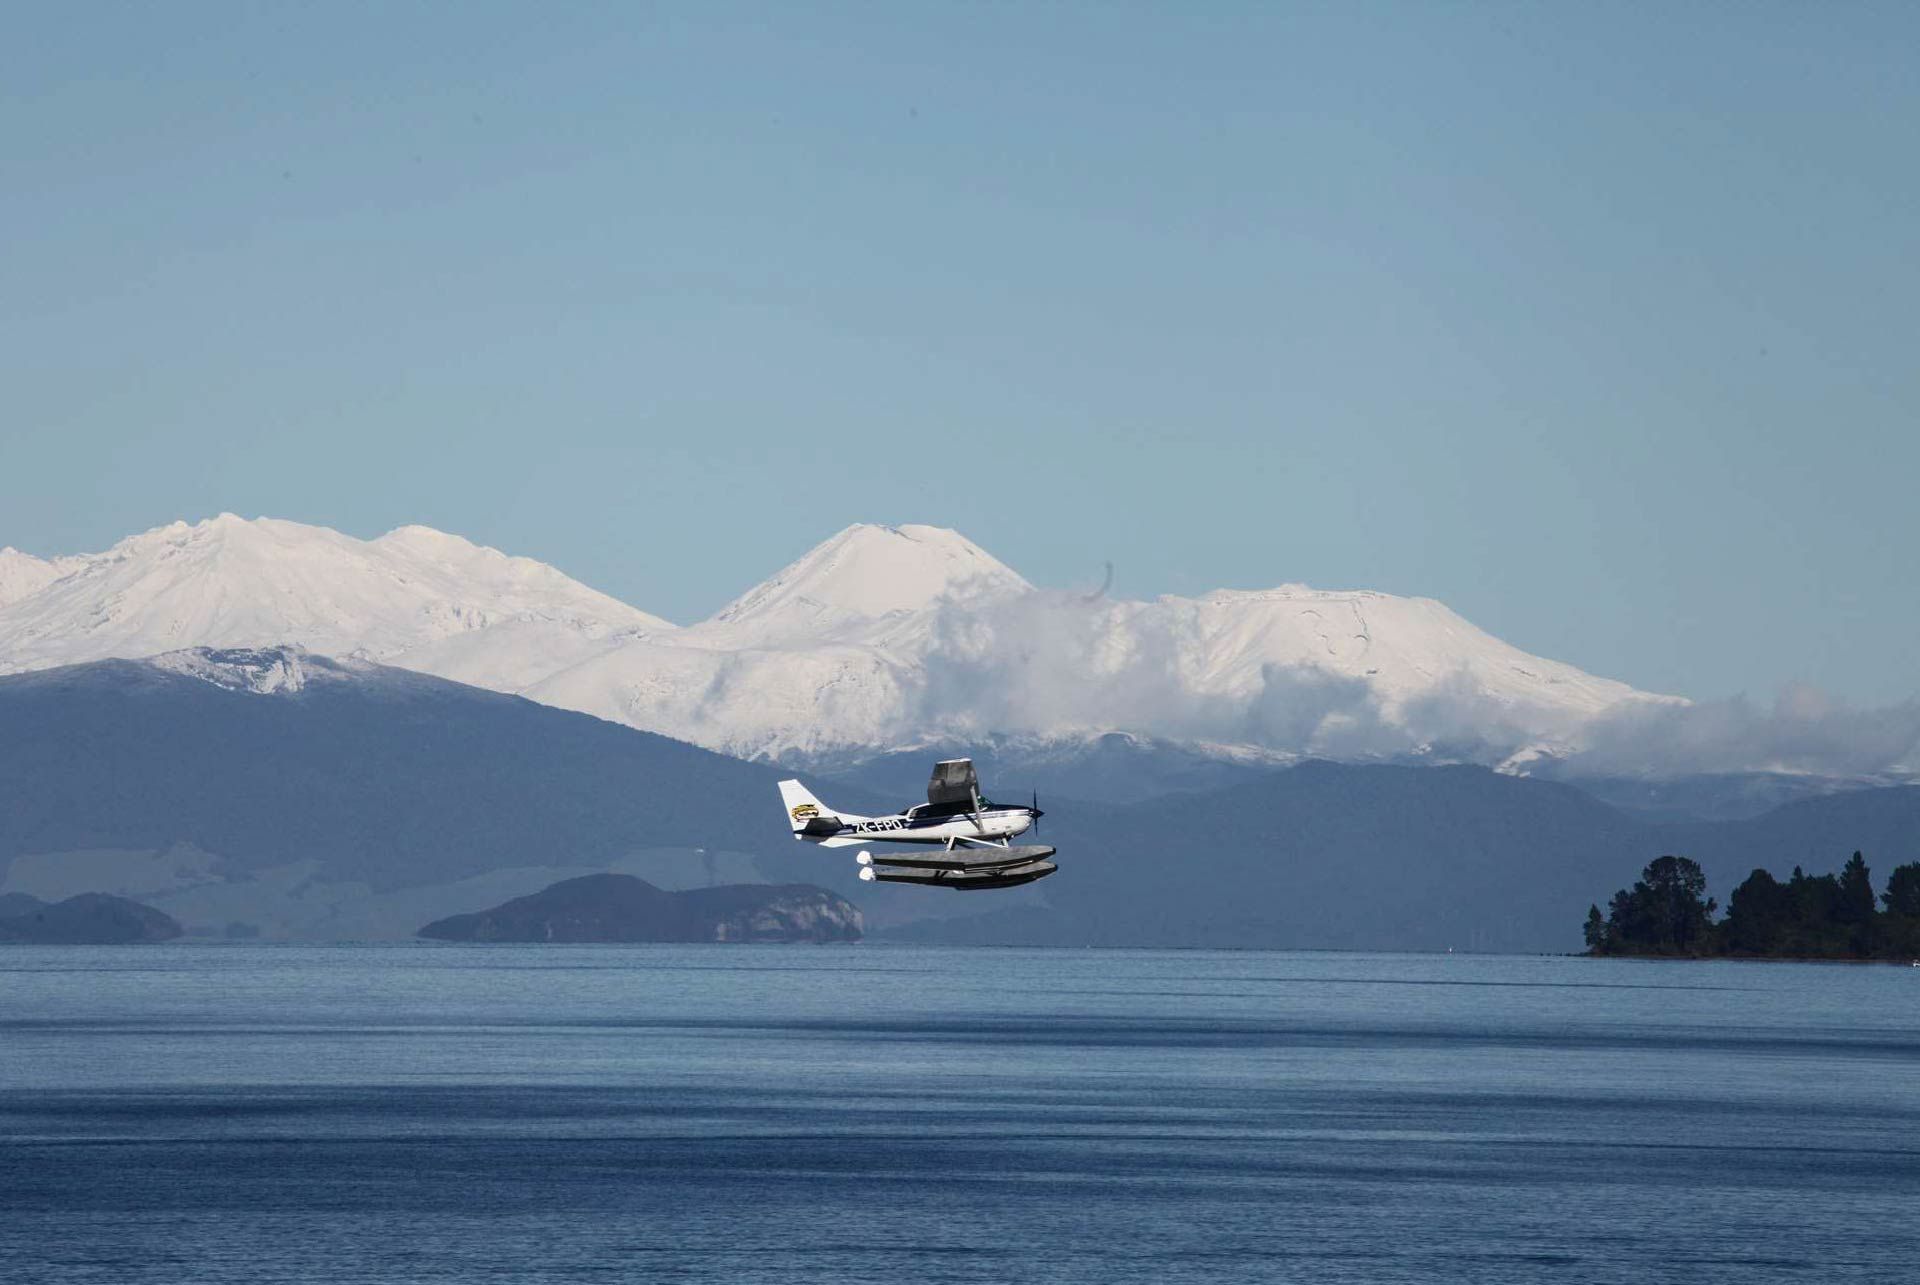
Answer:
1564, 684, 1920, 778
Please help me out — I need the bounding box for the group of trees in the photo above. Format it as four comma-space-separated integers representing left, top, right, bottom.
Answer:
1584, 852, 1920, 960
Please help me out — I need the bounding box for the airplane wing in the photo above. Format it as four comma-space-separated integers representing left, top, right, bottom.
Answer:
926, 758, 979, 807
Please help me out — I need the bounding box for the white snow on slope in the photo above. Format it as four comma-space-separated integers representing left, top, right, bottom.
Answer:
505, 524, 1670, 762
1181, 585, 1636, 717
504, 525, 1029, 759
527, 638, 918, 760
0, 515, 1674, 765
699, 523, 1031, 647
0, 515, 670, 683
148, 644, 336, 695
0, 547, 82, 607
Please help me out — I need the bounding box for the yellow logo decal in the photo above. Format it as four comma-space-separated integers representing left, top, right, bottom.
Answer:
790, 803, 820, 820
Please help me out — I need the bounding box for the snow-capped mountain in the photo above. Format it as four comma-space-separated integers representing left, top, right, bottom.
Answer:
0, 515, 1672, 765
0, 515, 670, 685
517, 530, 1662, 763
697, 522, 1032, 647
519, 524, 1041, 758
0, 547, 81, 608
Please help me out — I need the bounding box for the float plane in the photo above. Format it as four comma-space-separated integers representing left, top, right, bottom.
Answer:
778, 759, 1056, 890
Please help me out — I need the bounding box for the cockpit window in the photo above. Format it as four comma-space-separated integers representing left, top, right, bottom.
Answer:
910, 800, 976, 819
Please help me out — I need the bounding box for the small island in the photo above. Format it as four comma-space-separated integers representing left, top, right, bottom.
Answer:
1584, 853, 1920, 960
0, 892, 184, 945
418, 874, 863, 944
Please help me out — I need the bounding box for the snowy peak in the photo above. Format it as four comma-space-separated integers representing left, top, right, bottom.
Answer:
1170, 583, 1648, 719
0, 515, 671, 679
368, 523, 674, 628
0, 547, 69, 607
701, 523, 1030, 643
0, 514, 1679, 771
375, 523, 482, 554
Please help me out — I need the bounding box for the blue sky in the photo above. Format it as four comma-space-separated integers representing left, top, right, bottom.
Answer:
3, 2, 1916, 703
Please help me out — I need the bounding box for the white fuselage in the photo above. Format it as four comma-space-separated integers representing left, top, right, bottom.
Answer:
814, 805, 1035, 848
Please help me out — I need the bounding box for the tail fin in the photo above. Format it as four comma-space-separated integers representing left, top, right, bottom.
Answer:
778, 779, 847, 841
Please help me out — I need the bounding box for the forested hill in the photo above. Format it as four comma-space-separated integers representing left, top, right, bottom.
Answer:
1585, 853, 1920, 960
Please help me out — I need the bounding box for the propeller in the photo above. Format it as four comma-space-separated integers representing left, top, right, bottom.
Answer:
1030, 789, 1043, 836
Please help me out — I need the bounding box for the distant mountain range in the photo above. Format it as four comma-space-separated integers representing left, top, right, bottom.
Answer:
0, 514, 1678, 769
3, 647, 1914, 951
820, 732, 1892, 823
0, 517, 669, 683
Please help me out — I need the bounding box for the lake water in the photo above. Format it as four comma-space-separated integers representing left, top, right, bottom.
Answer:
1, 945, 1915, 1284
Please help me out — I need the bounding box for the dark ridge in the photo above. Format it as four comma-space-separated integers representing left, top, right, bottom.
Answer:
0, 891, 47, 919
418, 873, 862, 943
0, 892, 182, 944
0, 651, 884, 895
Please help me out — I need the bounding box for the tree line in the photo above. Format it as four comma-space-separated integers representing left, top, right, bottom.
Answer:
1584, 853, 1920, 960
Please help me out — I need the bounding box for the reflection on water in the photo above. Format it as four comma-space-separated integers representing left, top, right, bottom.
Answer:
1, 946, 1915, 1283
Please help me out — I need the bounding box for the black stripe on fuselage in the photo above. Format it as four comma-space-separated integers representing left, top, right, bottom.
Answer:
902, 809, 1025, 830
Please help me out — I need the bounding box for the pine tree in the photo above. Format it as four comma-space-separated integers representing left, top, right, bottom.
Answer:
1601, 856, 1715, 955
1837, 852, 1875, 923
1883, 863, 1920, 917
1583, 905, 1608, 955
1723, 869, 1788, 956
1837, 851, 1876, 954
